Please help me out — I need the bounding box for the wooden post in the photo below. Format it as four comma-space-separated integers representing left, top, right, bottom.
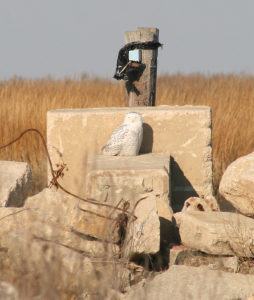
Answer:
125, 27, 159, 107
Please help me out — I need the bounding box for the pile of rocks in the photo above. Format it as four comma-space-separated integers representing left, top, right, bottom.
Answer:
0, 160, 173, 299
127, 151, 254, 300
1, 150, 254, 299
174, 151, 254, 259
0, 161, 131, 299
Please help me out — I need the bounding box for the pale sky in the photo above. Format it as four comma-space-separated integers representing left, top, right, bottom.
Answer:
1, 1, 253, 80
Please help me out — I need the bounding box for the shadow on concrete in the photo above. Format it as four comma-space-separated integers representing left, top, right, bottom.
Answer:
140, 123, 153, 154
140, 125, 199, 212
171, 216, 181, 244
170, 157, 199, 212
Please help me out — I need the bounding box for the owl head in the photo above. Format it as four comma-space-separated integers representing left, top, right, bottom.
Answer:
123, 111, 143, 125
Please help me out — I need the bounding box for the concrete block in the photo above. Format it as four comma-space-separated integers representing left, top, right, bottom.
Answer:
47, 106, 212, 211
174, 211, 254, 257
86, 153, 170, 205
0, 161, 33, 207
86, 154, 174, 249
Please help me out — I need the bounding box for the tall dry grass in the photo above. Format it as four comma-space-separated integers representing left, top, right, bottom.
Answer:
0, 75, 125, 191
1, 73, 254, 197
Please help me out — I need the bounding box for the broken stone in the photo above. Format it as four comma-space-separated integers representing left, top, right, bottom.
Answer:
5, 233, 96, 288
0, 161, 33, 207
86, 154, 173, 251
0, 281, 19, 300
79, 287, 125, 300
25, 188, 121, 243
169, 244, 199, 266
76, 198, 123, 244
93, 260, 131, 293
1, 223, 119, 258
219, 152, 254, 214
223, 256, 239, 273
123, 193, 160, 258
24, 188, 77, 224
125, 265, 254, 300
0, 206, 55, 237
174, 211, 254, 257
182, 195, 219, 212
208, 263, 219, 270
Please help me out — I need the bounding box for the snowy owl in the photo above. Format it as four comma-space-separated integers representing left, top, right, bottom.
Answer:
99, 111, 143, 156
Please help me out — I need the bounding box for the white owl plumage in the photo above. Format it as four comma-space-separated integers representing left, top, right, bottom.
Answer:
99, 111, 143, 156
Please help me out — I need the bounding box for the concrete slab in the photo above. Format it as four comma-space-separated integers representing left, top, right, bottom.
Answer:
125, 265, 254, 300
86, 154, 172, 253
47, 106, 212, 211
174, 211, 254, 257
86, 153, 170, 206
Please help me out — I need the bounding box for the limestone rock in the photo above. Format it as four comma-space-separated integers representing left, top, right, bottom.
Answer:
219, 152, 254, 214
5, 233, 96, 286
0, 207, 55, 237
182, 196, 219, 212
123, 193, 160, 258
24, 187, 77, 224
125, 265, 254, 300
73, 199, 122, 244
0, 161, 33, 207
93, 261, 131, 292
1, 223, 119, 257
223, 256, 239, 273
169, 245, 200, 266
25, 188, 121, 243
79, 288, 125, 300
0, 281, 19, 300
174, 211, 254, 257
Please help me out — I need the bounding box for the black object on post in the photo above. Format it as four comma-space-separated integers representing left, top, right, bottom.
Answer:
113, 28, 162, 107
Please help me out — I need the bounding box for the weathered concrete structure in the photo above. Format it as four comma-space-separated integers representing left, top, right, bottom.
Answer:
86, 153, 170, 206
47, 106, 212, 211
86, 154, 172, 253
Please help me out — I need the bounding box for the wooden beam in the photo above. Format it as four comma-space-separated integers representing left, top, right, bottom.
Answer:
124, 27, 159, 107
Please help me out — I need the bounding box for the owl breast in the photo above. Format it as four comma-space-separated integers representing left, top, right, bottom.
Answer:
119, 127, 143, 156
99, 111, 143, 156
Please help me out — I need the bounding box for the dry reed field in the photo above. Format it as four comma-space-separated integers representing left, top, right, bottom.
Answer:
1, 73, 254, 199
1, 73, 254, 299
